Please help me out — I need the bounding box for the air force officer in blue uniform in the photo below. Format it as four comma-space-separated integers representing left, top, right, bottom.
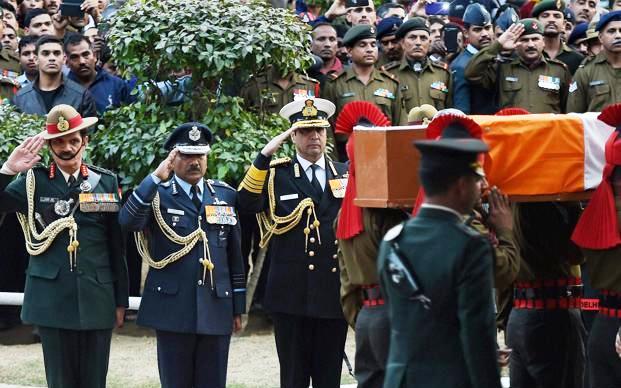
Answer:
119, 123, 246, 388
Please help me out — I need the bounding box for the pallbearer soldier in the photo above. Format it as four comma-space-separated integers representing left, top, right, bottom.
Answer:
335, 101, 409, 388
237, 98, 349, 388
572, 103, 621, 388
0, 104, 128, 388
118, 123, 246, 388
378, 114, 501, 388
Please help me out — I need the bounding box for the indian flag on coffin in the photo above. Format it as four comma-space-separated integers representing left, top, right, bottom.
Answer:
351, 112, 615, 208
472, 113, 614, 198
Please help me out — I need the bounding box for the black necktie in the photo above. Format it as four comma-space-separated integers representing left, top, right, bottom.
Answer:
67, 175, 76, 187
310, 164, 323, 198
190, 185, 202, 210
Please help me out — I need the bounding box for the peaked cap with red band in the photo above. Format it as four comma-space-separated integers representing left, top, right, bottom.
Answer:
335, 102, 391, 240
572, 103, 621, 249
42, 104, 98, 140
413, 109, 485, 216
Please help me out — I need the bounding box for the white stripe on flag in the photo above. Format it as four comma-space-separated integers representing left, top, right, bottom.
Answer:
573, 112, 615, 190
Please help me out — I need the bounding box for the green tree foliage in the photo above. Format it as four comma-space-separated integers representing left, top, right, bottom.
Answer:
91, 97, 294, 189
0, 105, 50, 164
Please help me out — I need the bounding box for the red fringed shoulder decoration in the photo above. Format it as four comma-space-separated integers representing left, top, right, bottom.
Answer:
336, 102, 390, 240
598, 103, 621, 128
335, 101, 391, 136
495, 107, 530, 116
572, 120, 621, 249
426, 113, 483, 140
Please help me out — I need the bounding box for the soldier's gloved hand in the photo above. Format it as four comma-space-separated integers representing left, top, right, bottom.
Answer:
2, 135, 45, 175
487, 187, 513, 232
497, 23, 525, 52
153, 148, 179, 182
260, 127, 296, 157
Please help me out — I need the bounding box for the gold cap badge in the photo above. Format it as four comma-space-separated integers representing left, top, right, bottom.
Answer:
302, 99, 318, 118
57, 116, 69, 132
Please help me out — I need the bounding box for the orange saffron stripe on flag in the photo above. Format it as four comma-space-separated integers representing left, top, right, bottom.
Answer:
471, 114, 585, 196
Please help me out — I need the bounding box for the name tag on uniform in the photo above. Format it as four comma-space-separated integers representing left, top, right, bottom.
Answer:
430, 81, 448, 93
39, 196, 58, 203
538, 75, 560, 91
373, 88, 395, 99
589, 80, 605, 87
78, 193, 120, 212
341, 92, 355, 98
505, 76, 518, 82
167, 208, 185, 215
328, 178, 348, 199
280, 193, 299, 201
205, 205, 237, 225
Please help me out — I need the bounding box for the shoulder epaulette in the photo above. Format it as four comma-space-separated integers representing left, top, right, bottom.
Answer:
328, 70, 345, 81
430, 60, 449, 71
86, 164, 116, 176
208, 179, 235, 191
270, 157, 292, 167
548, 57, 568, 69
300, 74, 320, 84
579, 54, 597, 68
381, 62, 399, 71
379, 69, 399, 83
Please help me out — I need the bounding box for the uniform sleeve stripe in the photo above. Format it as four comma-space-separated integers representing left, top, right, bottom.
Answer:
241, 179, 263, 191
238, 182, 263, 194
131, 191, 149, 206
246, 165, 267, 183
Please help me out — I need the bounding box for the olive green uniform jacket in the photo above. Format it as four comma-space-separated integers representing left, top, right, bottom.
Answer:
383, 57, 451, 116
466, 41, 571, 113
322, 67, 402, 126
239, 67, 320, 114
0, 47, 21, 100
567, 52, 621, 113
378, 207, 501, 388
0, 165, 129, 330
338, 207, 408, 327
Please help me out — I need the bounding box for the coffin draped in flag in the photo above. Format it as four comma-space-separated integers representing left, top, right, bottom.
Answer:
353, 113, 614, 207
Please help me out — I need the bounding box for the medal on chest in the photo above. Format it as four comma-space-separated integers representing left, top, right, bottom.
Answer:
205, 205, 237, 225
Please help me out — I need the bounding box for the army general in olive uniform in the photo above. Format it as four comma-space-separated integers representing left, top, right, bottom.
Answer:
567, 11, 621, 113
383, 18, 452, 114
0, 105, 128, 388
322, 25, 402, 128
466, 19, 571, 113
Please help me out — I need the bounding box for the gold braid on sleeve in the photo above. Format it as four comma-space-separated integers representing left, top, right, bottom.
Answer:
256, 167, 321, 252
16, 169, 79, 270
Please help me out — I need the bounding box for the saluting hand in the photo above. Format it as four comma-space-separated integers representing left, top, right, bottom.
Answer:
497, 23, 525, 52
487, 187, 513, 232
260, 127, 296, 157
153, 148, 179, 182
4, 135, 45, 174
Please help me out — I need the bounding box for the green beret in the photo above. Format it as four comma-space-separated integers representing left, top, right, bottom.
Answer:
532, 0, 566, 18
342, 25, 376, 47
395, 17, 430, 40
519, 18, 544, 36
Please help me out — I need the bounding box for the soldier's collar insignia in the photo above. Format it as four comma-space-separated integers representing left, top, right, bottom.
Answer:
302, 99, 318, 118
189, 126, 201, 142
57, 116, 69, 132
